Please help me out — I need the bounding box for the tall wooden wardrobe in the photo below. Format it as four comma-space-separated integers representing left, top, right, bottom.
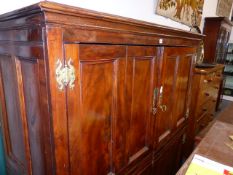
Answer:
203, 17, 233, 63
0, 2, 203, 175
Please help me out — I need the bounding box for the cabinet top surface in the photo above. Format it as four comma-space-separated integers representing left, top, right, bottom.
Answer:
194, 64, 225, 74
204, 17, 233, 26
0, 1, 203, 40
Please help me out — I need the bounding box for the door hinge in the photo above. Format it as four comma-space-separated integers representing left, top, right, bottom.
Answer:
55, 58, 75, 90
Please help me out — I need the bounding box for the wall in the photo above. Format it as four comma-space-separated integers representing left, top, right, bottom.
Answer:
200, 0, 218, 31
0, 0, 227, 32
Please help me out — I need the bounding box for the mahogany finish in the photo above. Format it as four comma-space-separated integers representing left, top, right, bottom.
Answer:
0, 1, 203, 175
185, 64, 224, 155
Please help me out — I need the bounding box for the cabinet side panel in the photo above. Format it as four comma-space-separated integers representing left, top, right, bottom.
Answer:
20, 60, 45, 175
0, 55, 28, 174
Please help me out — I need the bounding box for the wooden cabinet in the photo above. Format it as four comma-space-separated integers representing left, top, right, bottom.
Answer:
186, 65, 224, 154
203, 17, 233, 63
0, 2, 202, 175
152, 127, 186, 175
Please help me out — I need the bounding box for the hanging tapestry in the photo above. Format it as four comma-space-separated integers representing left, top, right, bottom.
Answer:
156, 0, 205, 26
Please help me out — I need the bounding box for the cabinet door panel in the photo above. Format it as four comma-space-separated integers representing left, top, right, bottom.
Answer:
173, 54, 193, 128
67, 44, 127, 175
156, 47, 194, 145
156, 50, 177, 144
125, 46, 156, 164
20, 59, 45, 175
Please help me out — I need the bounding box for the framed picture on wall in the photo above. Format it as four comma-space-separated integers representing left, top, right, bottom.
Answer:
216, 0, 233, 18
155, 0, 205, 27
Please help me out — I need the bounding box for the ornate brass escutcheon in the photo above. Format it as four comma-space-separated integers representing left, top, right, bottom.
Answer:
55, 58, 75, 90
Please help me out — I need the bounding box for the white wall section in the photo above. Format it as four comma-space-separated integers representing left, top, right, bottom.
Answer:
0, 0, 231, 32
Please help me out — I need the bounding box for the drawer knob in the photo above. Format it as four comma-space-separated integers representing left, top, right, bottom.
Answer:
55, 58, 76, 90
204, 79, 212, 83
203, 108, 207, 112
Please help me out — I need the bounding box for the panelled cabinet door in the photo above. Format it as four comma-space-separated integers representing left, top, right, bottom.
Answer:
125, 46, 157, 168
64, 44, 157, 175
65, 44, 127, 175
155, 47, 195, 146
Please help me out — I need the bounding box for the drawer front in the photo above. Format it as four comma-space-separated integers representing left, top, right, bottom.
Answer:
208, 99, 217, 115
195, 101, 209, 120
195, 112, 209, 134
196, 98, 216, 119
198, 74, 221, 106
198, 87, 212, 105
201, 72, 222, 90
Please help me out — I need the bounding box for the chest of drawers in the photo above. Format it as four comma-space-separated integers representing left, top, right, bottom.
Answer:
185, 65, 224, 154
